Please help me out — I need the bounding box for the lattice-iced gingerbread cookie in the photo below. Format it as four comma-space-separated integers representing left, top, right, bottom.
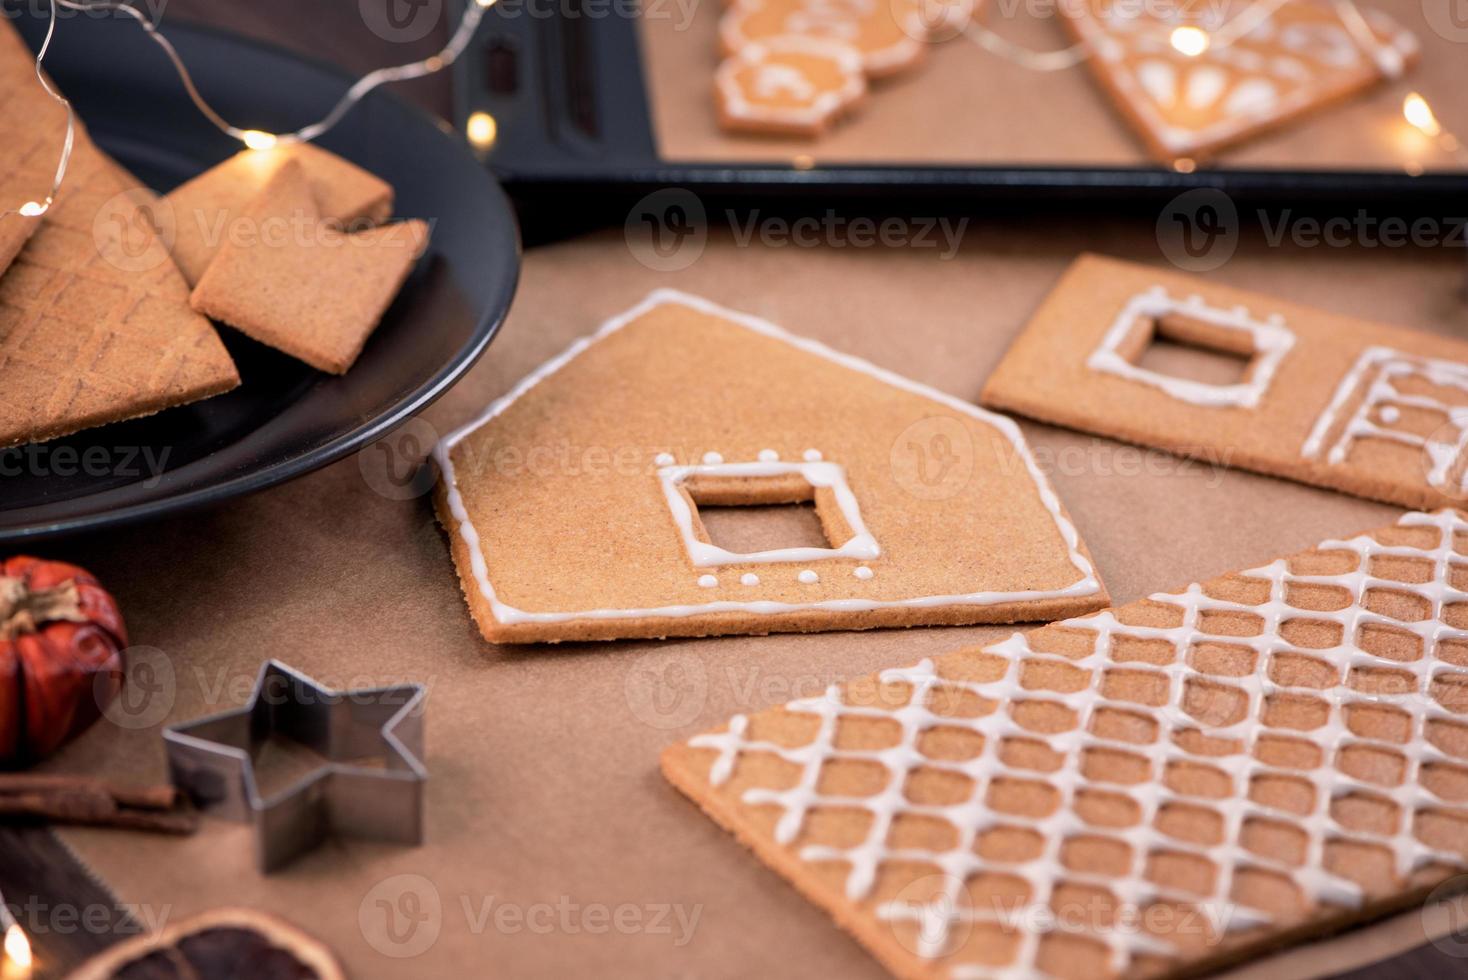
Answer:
665, 508, 1468, 979
1060, 0, 1419, 162
434, 290, 1105, 644
716, 36, 868, 137
982, 253, 1468, 511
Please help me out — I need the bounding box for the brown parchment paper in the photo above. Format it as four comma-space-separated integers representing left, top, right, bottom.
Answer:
39, 220, 1468, 980
640, 0, 1468, 170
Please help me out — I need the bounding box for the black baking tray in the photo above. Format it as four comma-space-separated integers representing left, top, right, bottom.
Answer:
453, 0, 1468, 227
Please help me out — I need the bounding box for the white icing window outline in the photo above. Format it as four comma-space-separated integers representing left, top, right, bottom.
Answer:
1301, 345, 1468, 493
1086, 286, 1295, 409
657, 460, 880, 568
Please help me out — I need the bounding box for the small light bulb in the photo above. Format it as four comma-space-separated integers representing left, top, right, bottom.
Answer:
240, 129, 279, 150
1403, 92, 1442, 138
4, 923, 32, 971
466, 111, 498, 150
17, 201, 45, 217
475, 0, 497, 7
1170, 25, 1211, 57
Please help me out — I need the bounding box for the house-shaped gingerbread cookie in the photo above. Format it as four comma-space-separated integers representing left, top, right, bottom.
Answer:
434, 291, 1107, 644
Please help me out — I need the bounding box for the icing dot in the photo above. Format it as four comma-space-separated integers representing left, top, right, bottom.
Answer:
803, 449, 823, 462
1380, 406, 1402, 425
758, 449, 779, 462
854, 566, 874, 580
703, 452, 724, 465
798, 570, 819, 584
697, 575, 718, 588
655, 453, 675, 466
741, 573, 760, 586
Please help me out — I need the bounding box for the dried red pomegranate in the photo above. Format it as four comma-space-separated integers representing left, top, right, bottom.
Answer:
0, 556, 127, 769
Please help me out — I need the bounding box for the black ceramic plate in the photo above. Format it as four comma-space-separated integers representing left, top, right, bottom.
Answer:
0, 13, 520, 542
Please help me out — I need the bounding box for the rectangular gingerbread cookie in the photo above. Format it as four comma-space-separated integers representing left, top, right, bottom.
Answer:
434, 290, 1107, 644
663, 507, 1468, 980
981, 253, 1468, 511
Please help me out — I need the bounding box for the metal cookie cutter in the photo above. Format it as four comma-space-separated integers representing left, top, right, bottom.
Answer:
164, 660, 428, 873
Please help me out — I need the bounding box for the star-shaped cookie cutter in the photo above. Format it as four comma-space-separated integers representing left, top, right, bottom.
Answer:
163, 660, 428, 872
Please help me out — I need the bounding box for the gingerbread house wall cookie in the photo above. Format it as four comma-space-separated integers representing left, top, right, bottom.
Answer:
434, 291, 1106, 644
982, 254, 1468, 512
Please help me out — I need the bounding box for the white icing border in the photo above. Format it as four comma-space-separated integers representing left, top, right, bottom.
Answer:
715, 35, 866, 130
659, 459, 881, 566
433, 290, 1101, 627
1087, 285, 1295, 409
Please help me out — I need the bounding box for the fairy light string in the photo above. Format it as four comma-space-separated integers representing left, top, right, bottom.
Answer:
2, 0, 1455, 214
1, 0, 75, 222
3, 0, 493, 219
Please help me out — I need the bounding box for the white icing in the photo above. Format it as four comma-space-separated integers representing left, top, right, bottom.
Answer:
751, 63, 818, 101
1087, 286, 1295, 409
1183, 65, 1228, 110
854, 566, 874, 580
1137, 59, 1177, 107
742, 573, 761, 586
698, 574, 718, 588
1223, 78, 1279, 116
721, 0, 930, 77
656, 452, 676, 466
799, 570, 819, 584
703, 451, 725, 465
803, 449, 823, 462
433, 290, 1101, 627
1301, 346, 1468, 494
759, 449, 780, 462
692, 509, 1468, 976
660, 459, 880, 567
714, 35, 865, 130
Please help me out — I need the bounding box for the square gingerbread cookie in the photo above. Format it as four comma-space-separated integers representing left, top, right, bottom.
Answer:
434, 291, 1107, 644
1060, 0, 1419, 162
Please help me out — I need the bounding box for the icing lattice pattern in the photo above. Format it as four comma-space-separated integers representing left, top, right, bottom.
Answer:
684, 509, 1468, 978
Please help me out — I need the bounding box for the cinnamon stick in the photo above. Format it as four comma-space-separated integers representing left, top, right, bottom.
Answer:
0, 774, 178, 811
0, 796, 198, 834
0, 774, 195, 834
